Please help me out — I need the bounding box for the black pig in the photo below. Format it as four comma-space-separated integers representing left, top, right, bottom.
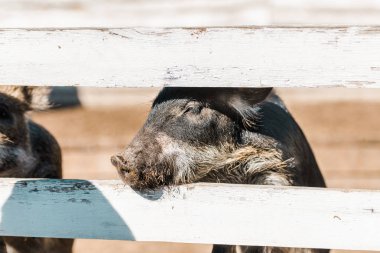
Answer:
0, 238, 6, 253
111, 87, 328, 253
0, 86, 73, 253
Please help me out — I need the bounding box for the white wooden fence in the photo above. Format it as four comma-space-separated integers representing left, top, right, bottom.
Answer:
1, 27, 380, 88
1, 0, 380, 251
0, 179, 380, 251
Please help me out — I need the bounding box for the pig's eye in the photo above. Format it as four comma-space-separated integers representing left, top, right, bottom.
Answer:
0, 106, 12, 121
183, 104, 203, 115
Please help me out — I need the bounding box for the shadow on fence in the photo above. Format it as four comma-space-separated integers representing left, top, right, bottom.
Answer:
0, 180, 134, 241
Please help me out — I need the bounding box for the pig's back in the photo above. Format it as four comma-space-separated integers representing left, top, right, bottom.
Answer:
256, 96, 326, 187
27, 120, 62, 179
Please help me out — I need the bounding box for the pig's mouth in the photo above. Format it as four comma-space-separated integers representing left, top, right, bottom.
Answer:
0, 146, 36, 177
119, 167, 174, 190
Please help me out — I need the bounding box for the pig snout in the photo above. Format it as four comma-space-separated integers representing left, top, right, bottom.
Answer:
111, 153, 131, 179
111, 137, 175, 190
111, 149, 139, 186
111, 154, 130, 173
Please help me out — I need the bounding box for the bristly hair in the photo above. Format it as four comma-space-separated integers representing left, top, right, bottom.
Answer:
230, 104, 262, 130
173, 143, 294, 186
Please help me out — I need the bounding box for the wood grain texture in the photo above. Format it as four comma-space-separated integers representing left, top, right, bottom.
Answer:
1, 27, 380, 87
1, 0, 380, 27
0, 178, 379, 250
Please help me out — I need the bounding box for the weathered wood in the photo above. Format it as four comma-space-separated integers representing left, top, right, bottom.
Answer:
1, 27, 380, 88
0, 178, 379, 250
1, 0, 380, 27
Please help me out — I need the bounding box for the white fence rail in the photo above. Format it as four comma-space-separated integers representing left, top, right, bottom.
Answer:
0, 178, 379, 250
1, 27, 380, 88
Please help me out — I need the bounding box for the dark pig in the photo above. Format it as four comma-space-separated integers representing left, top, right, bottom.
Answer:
0, 86, 73, 253
0, 238, 6, 253
112, 87, 328, 253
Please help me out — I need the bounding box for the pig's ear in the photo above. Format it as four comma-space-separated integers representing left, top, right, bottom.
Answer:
23, 87, 51, 110
225, 88, 272, 106
0, 86, 50, 110
218, 88, 272, 128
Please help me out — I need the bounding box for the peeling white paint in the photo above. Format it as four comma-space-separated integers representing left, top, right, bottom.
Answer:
0, 179, 379, 250
0, 27, 380, 88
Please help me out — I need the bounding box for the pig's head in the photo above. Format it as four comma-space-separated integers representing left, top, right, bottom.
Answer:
111, 87, 274, 190
0, 86, 49, 177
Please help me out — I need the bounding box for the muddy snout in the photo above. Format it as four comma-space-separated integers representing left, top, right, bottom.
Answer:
111, 153, 135, 182
111, 153, 129, 172
111, 144, 175, 190
111, 148, 157, 189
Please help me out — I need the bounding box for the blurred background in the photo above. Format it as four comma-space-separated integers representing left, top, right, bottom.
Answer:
2, 0, 380, 27
1, 0, 380, 252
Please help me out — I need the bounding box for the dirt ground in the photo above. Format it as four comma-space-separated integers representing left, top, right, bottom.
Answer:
30, 88, 380, 253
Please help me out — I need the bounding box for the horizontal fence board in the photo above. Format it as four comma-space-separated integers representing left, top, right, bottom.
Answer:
2, 0, 380, 27
1, 27, 380, 87
0, 178, 380, 250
